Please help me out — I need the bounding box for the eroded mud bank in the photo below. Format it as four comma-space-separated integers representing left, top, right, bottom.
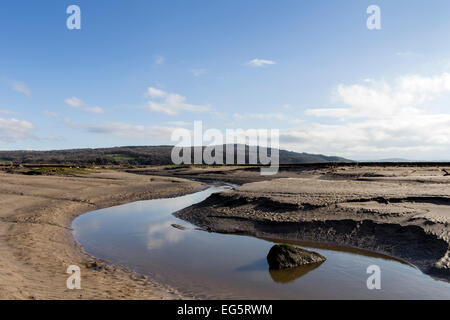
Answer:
175, 170, 450, 280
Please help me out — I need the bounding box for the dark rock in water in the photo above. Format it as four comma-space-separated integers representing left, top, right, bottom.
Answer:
171, 223, 187, 230
267, 244, 326, 270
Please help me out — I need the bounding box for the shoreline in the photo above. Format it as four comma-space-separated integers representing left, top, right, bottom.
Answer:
0, 170, 204, 300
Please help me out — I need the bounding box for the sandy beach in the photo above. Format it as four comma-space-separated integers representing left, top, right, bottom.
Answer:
0, 170, 203, 300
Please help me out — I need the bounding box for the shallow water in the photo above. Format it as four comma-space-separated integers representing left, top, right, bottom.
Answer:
72, 185, 450, 299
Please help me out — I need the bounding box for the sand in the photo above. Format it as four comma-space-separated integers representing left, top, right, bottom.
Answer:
0, 170, 204, 300
1, 164, 449, 300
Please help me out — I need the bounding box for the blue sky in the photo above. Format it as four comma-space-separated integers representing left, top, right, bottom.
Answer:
1, 0, 450, 160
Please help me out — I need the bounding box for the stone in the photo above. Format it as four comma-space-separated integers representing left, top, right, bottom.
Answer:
267, 244, 326, 270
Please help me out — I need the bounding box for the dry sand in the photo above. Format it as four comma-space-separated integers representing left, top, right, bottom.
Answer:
0, 170, 204, 300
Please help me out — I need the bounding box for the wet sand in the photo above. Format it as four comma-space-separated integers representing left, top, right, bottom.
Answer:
0, 170, 203, 300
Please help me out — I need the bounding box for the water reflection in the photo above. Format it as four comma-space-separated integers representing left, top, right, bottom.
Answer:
237, 247, 326, 284
269, 262, 324, 283
147, 220, 187, 250
236, 258, 268, 272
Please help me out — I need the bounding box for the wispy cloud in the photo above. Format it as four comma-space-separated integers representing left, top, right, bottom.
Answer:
64, 97, 104, 114
0, 110, 16, 115
86, 122, 178, 139
43, 110, 60, 118
64, 97, 84, 108
245, 58, 276, 67
233, 112, 288, 121
62, 117, 183, 140
85, 106, 104, 114
144, 87, 210, 116
167, 121, 190, 126
232, 111, 304, 125
12, 81, 31, 97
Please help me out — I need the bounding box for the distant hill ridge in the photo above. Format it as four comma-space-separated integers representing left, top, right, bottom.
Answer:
0, 145, 351, 165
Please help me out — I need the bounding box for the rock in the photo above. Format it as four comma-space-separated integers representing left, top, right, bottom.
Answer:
85, 260, 106, 270
171, 223, 187, 230
267, 244, 326, 270
85, 261, 98, 269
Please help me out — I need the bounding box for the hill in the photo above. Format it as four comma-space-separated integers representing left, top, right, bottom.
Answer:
0, 145, 351, 165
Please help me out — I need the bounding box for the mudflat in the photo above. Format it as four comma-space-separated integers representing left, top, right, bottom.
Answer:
1, 164, 449, 300
0, 170, 203, 300
174, 165, 450, 280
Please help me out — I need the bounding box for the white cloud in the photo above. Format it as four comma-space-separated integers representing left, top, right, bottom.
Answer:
0, 118, 35, 142
85, 106, 104, 114
245, 58, 276, 67
146, 87, 167, 98
281, 113, 450, 160
86, 122, 178, 139
145, 87, 210, 116
307, 72, 450, 119
64, 97, 84, 108
12, 82, 31, 97
289, 72, 450, 160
